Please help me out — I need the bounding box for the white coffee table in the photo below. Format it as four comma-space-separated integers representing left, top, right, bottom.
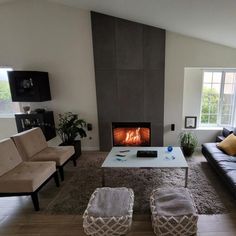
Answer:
102, 147, 189, 187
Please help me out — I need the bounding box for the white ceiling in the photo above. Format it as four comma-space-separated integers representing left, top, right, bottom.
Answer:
2, 0, 236, 48
49, 0, 236, 49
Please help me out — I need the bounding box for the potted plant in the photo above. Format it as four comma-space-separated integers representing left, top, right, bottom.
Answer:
179, 131, 198, 157
57, 112, 87, 159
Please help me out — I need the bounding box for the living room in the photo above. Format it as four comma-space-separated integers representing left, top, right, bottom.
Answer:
1, 0, 236, 235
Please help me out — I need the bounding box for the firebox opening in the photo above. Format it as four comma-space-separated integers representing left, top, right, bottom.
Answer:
112, 122, 151, 146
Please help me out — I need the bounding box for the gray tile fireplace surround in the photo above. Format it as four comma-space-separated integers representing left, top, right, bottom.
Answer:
91, 12, 165, 151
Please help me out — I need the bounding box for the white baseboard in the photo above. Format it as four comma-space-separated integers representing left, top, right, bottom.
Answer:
82, 146, 100, 151
82, 146, 203, 152
196, 146, 204, 152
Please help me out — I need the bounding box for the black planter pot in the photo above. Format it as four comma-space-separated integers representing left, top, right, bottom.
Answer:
59, 139, 81, 161
182, 146, 195, 157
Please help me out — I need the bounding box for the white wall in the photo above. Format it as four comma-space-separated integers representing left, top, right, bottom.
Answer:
164, 32, 236, 146
0, 0, 99, 149
183, 68, 203, 127
1, 1, 236, 148
0, 118, 17, 140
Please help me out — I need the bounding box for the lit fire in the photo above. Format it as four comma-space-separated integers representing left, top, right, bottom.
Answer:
113, 127, 150, 146
123, 128, 142, 145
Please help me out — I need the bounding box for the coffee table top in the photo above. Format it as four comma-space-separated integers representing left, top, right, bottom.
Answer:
102, 147, 188, 168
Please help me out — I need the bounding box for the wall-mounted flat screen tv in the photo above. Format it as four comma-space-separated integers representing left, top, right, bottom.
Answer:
8, 71, 51, 102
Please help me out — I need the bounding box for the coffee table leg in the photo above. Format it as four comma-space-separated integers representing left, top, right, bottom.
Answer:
102, 168, 105, 187
185, 167, 188, 188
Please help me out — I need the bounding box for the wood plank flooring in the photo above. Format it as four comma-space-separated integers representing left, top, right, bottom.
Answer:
0, 209, 236, 235
0, 152, 236, 235
0, 193, 235, 235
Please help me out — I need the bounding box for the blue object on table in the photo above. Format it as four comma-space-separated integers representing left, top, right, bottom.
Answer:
167, 146, 173, 152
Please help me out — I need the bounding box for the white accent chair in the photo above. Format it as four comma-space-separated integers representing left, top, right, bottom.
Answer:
0, 138, 59, 211
11, 127, 75, 181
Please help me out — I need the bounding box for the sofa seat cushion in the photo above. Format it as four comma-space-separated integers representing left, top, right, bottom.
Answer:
11, 128, 48, 161
31, 146, 74, 166
212, 154, 236, 163
202, 143, 236, 164
202, 142, 236, 197
218, 161, 236, 172
226, 170, 236, 186
202, 143, 223, 154
0, 139, 22, 177
0, 161, 56, 193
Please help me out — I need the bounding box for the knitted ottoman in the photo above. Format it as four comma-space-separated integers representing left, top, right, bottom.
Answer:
150, 188, 198, 236
83, 187, 134, 236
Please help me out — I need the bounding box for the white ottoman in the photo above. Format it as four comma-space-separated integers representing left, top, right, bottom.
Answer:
150, 188, 198, 236
83, 187, 134, 236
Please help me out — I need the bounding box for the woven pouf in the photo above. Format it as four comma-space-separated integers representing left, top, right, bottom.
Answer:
150, 188, 198, 236
83, 187, 134, 236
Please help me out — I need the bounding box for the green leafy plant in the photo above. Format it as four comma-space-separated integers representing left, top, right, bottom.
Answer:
57, 112, 87, 144
179, 132, 198, 156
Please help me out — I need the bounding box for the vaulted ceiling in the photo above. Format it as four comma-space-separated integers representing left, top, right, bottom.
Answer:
2, 0, 236, 48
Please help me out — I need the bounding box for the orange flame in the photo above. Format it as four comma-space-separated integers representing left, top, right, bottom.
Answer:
123, 128, 142, 145
113, 127, 150, 146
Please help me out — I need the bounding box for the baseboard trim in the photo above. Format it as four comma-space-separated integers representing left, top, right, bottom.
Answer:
82, 146, 203, 152
82, 147, 100, 151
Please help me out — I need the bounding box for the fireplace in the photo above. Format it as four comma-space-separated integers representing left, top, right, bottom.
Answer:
112, 122, 151, 146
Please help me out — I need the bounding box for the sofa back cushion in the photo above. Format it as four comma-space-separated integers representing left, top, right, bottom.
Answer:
0, 138, 22, 177
217, 133, 236, 156
11, 128, 48, 161
222, 127, 234, 138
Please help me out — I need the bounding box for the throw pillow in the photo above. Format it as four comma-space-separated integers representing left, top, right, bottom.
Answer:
217, 133, 236, 156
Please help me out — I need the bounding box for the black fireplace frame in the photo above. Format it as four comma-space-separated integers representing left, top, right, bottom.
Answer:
111, 122, 151, 147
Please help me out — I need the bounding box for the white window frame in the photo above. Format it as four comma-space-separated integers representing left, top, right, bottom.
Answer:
200, 69, 236, 127
0, 67, 21, 118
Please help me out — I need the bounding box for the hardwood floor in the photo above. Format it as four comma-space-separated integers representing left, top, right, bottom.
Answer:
1, 209, 236, 236
1, 194, 236, 235
0, 152, 236, 235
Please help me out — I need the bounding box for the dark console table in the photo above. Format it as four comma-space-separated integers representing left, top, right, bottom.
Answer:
15, 111, 56, 141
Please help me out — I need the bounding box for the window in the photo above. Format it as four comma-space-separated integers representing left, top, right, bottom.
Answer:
0, 67, 20, 116
200, 70, 236, 127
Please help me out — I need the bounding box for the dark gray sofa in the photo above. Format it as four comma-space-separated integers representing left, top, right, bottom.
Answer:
215, 127, 235, 142
202, 142, 236, 198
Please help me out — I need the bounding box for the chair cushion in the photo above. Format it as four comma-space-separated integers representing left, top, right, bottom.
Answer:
151, 188, 196, 217
31, 146, 74, 166
11, 128, 48, 161
0, 161, 56, 193
0, 139, 22, 177
87, 187, 133, 217
217, 133, 236, 156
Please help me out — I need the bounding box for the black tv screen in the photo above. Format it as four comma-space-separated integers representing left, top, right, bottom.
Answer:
8, 71, 51, 102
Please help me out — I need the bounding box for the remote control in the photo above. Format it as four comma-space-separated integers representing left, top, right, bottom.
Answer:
116, 154, 126, 157
120, 150, 130, 153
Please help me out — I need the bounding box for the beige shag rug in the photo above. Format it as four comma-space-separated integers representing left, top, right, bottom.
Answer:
45, 152, 236, 215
